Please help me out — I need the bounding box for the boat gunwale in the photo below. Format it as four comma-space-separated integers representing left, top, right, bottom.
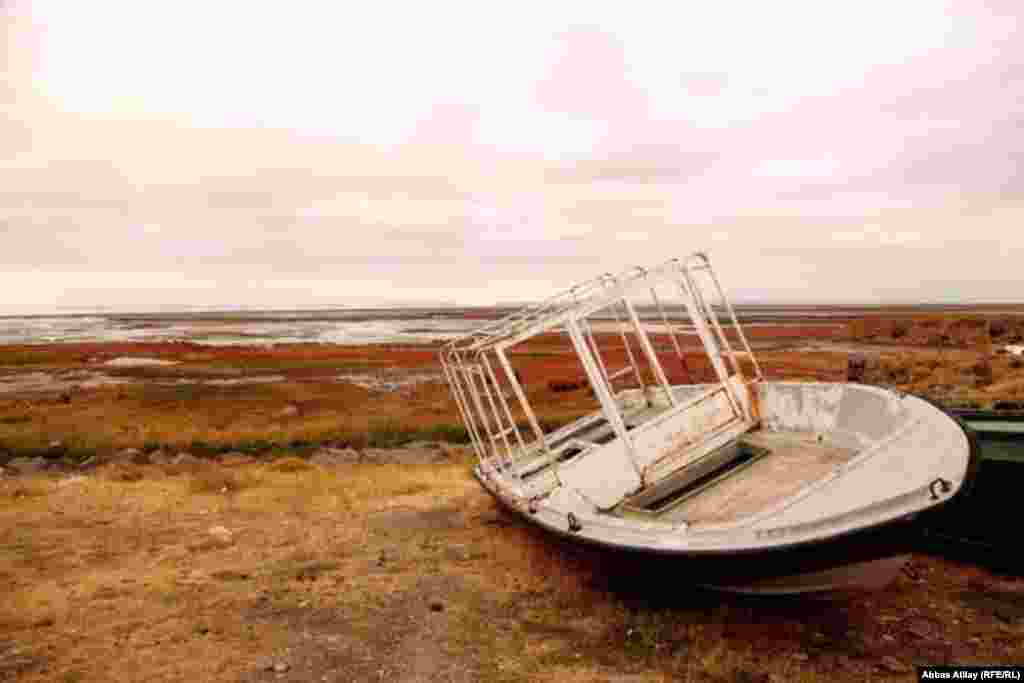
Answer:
475, 389, 982, 559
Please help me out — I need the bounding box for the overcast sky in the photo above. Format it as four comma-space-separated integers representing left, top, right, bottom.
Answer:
1, 1, 1021, 313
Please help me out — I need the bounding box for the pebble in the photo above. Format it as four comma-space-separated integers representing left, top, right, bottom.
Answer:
378, 546, 400, 566
172, 452, 200, 466
273, 662, 290, 673
309, 448, 361, 466
207, 526, 233, 546
361, 447, 447, 465
147, 450, 169, 465
219, 452, 256, 467
445, 544, 472, 562
879, 656, 910, 673
113, 448, 148, 465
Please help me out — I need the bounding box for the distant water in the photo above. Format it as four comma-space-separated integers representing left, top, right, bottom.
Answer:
0, 304, 860, 346
0, 312, 483, 346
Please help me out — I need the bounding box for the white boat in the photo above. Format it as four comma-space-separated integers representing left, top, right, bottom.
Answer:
440, 253, 976, 593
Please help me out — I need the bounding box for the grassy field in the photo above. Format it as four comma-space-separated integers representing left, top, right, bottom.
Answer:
2, 315, 1024, 681
1, 458, 1021, 682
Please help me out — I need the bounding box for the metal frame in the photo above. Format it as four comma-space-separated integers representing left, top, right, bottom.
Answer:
439, 252, 763, 496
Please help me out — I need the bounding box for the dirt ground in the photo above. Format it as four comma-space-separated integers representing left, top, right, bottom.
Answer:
2, 313, 1024, 681
1, 458, 1022, 683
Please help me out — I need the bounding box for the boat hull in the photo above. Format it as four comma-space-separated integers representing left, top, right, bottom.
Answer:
473, 387, 980, 594
477, 466, 921, 593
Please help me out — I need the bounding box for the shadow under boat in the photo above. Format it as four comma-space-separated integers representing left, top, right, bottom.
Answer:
915, 405, 1024, 575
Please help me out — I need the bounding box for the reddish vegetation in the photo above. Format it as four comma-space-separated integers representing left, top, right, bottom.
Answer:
1, 313, 1024, 680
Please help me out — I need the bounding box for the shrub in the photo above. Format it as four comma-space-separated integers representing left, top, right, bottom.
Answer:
420, 423, 470, 444
367, 419, 416, 448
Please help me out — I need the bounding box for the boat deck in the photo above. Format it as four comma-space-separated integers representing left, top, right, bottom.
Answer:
657, 430, 858, 525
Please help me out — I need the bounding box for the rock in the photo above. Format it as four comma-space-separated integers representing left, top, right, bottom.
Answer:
147, 449, 170, 465
207, 526, 233, 546
276, 404, 300, 418
879, 656, 909, 674
112, 448, 149, 465
445, 544, 472, 562
171, 452, 200, 466
219, 452, 255, 467
57, 475, 88, 489
403, 440, 440, 450
881, 634, 896, 643
7, 456, 47, 474
377, 546, 400, 566
309, 448, 360, 466
273, 662, 290, 673
361, 447, 447, 465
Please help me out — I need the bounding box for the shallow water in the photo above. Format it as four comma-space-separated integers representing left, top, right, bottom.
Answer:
0, 314, 481, 346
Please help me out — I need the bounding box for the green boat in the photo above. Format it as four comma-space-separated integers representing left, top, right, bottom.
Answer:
918, 406, 1024, 573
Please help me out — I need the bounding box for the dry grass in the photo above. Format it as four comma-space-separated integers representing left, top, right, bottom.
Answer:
0, 459, 1021, 682
3, 323, 1024, 680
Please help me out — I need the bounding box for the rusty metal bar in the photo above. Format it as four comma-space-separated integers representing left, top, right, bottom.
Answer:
622, 295, 676, 407
565, 318, 642, 477
440, 352, 485, 461
480, 352, 526, 464
495, 345, 550, 458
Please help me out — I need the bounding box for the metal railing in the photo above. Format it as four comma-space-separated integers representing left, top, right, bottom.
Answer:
440, 252, 762, 493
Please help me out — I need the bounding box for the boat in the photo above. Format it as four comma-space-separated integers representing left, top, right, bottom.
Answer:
440, 253, 977, 593
916, 407, 1021, 573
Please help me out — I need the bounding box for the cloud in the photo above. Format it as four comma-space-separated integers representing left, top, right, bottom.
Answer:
1, 0, 1023, 311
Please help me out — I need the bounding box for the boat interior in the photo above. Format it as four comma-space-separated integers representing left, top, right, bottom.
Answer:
442, 255, 966, 531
